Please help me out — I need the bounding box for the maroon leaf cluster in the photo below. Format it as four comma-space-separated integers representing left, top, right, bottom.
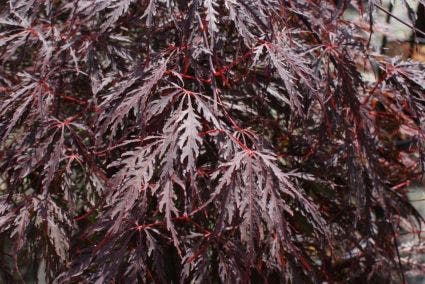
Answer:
1, 0, 425, 282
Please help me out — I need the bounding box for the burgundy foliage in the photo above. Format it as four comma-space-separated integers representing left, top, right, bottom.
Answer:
0, 0, 425, 282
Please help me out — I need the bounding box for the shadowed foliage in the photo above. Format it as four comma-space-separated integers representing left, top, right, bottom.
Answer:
0, 0, 425, 283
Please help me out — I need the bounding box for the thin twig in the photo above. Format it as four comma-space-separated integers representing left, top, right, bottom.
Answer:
374, 3, 425, 38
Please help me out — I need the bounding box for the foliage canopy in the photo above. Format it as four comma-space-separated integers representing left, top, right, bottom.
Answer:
1, 0, 425, 282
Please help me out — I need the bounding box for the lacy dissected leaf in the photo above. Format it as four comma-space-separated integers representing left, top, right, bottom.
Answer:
0, 73, 54, 142
204, 0, 219, 40
98, 56, 171, 138
210, 149, 326, 249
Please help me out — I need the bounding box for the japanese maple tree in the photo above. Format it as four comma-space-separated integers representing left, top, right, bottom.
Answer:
1, 0, 425, 283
